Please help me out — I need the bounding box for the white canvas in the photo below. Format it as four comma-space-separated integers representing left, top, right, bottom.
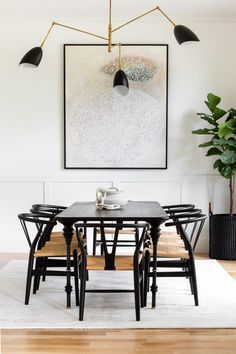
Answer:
64, 44, 168, 168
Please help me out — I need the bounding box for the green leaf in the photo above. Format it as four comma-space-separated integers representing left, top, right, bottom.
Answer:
192, 128, 215, 135
213, 159, 223, 169
227, 138, 236, 147
205, 93, 221, 113
212, 137, 227, 146
226, 109, 236, 121
227, 118, 236, 128
221, 150, 236, 164
197, 113, 212, 117
206, 147, 222, 156
218, 122, 234, 138
196, 112, 219, 125
220, 166, 234, 179
200, 115, 218, 126
199, 141, 214, 148
212, 107, 226, 120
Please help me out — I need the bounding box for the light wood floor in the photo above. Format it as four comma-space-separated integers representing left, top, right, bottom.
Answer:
1, 253, 236, 354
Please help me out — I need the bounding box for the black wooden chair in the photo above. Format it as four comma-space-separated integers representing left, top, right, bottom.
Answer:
144, 208, 206, 306
74, 222, 149, 321
161, 205, 203, 251
18, 212, 81, 306
30, 204, 73, 286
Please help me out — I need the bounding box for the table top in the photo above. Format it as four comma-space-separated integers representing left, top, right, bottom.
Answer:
56, 201, 169, 224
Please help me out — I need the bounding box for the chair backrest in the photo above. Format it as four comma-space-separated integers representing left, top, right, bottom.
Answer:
162, 204, 195, 215
75, 222, 148, 270
18, 212, 55, 249
31, 204, 67, 217
163, 204, 202, 236
165, 212, 207, 252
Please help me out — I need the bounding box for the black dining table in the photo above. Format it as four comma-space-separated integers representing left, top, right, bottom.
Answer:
56, 200, 168, 308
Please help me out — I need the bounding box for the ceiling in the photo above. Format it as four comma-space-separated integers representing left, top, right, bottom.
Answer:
2, 0, 236, 22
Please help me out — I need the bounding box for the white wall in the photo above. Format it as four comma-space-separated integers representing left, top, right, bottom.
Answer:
0, 19, 236, 252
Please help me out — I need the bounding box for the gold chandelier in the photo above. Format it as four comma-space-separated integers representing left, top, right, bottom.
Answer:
19, 0, 199, 95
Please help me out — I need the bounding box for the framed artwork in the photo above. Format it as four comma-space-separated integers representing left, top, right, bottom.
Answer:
64, 44, 168, 169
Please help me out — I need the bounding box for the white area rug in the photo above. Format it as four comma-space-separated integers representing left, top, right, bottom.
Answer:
1, 260, 236, 329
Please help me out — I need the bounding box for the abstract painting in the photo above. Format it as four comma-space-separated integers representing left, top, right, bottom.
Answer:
64, 44, 168, 169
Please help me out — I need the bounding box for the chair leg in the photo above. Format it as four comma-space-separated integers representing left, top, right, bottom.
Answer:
189, 274, 194, 295
143, 252, 150, 307
189, 258, 199, 306
92, 228, 96, 256
25, 254, 34, 305
33, 258, 41, 294
73, 250, 80, 307
139, 261, 144, 308
79, 264, 86, 321
133, 267, 140, 321
42, 257, 47, 282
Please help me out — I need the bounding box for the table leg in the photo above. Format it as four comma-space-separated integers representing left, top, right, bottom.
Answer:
63, 224, 74, 308
150, 224, 160, 308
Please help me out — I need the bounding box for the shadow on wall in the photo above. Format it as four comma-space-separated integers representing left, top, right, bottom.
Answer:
175, 110, 211, 172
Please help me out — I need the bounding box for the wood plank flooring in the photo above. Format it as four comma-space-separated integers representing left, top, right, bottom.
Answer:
1, 253, 236, 354
2, 328, 236, 354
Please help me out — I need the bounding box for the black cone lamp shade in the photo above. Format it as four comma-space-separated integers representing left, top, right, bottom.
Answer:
113, 69, 129, 96
19, 47, 43, 67
174, 25, 199, 45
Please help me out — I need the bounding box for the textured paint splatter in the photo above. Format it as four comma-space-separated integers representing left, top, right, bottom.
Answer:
101, 56, 159, 81
67, 88, 165, 168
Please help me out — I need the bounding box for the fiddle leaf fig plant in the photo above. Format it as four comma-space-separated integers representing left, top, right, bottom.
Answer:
192, 93, 236, 215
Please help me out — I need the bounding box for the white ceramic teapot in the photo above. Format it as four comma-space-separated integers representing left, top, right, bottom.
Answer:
96, 185, 128, 210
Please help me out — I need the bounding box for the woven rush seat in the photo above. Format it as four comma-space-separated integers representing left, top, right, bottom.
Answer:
95, 228, 136, 235
147, 231, 184, 245
86, 254, 143, 270
159, 232, 183, 244
34, 238, 81, 257
149, 239, 189, 259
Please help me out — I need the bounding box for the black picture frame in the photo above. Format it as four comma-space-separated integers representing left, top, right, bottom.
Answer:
64, 44, 168, 169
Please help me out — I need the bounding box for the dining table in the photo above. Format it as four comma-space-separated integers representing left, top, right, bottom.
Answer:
55, 200, 169, 308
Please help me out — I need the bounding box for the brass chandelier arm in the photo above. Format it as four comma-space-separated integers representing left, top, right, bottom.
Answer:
40, 21, 108, 48
118, 43, 121, 69
39, 5, 176, 51
40, 22, 55, 47
112, 6, 176, 33
112, 6, 160, 33
158, 7, 176, 27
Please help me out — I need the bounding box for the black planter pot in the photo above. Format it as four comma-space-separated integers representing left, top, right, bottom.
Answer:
209, 214, 236, 260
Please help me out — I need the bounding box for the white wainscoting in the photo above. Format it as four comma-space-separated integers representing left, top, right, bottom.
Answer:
0, 175, 230, 253
0, 181, 44, 252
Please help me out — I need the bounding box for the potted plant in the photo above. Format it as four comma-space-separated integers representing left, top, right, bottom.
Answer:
192, 93, 236, 259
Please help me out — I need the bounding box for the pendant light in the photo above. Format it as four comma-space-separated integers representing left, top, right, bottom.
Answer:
19, 47, 43, 67
174, 25, 200, 45
113, 44, 129, 96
